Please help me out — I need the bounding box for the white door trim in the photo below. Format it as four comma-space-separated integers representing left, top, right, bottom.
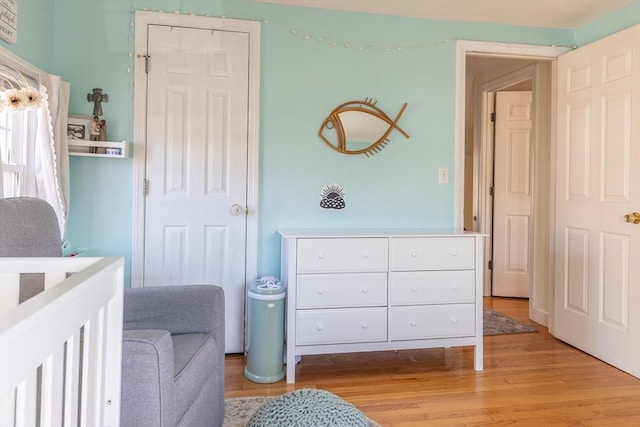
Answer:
456, 41, 569, 324
455, 41, 570, 229
131, 11, 260, 288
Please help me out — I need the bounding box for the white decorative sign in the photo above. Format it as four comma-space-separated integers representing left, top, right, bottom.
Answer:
0, 0, 17, 44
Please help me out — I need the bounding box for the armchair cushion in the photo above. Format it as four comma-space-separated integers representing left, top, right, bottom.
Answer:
0, 197, 62, 302
172, 333, 218, 423
0, 197, 61, 257
121, 285, 225, 427
121, 330, 175, 427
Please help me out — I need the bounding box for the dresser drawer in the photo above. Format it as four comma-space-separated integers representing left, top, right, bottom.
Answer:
389, 270, 475, 305
297, 272, 387, 309
389, 304, 475, 340
296, 307, 387, 345
390, 237, 475, 270
297, 238, 388, 273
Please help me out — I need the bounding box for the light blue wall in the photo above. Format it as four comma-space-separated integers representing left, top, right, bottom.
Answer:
574, 1, 640, 46
6, 1, 638, 285
2, 0, 54, 70
224, 1, 574, 277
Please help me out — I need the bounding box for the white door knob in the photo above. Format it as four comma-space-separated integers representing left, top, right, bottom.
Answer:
230, 204, 246, 216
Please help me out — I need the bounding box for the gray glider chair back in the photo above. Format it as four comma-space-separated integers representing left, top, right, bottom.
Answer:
0, 197, 62, 301
121, 284, 225, 427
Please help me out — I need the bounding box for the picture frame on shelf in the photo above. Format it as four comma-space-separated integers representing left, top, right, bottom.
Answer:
67, 115, 92, 141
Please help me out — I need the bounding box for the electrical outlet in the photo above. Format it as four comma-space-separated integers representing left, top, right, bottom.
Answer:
439, 167, 449, 184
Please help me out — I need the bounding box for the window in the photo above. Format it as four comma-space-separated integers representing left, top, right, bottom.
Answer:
0, 109, 37, 197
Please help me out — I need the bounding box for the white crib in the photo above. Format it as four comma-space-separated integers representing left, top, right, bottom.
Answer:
0, 257, 124, 427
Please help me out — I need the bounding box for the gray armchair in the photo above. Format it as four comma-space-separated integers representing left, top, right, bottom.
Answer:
121, 285, 225, 427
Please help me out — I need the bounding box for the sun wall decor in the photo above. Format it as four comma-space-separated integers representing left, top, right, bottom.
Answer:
319, 184, 346, 210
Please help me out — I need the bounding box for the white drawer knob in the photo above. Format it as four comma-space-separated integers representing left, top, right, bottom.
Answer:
410, 251, 417, 258
317, 252, 325, 259
317, 288, 324, 295
361, 321, 368, 329
451, 249, 458, 257
411, 286, 417, 293
361, 287, 368, 294
362, 251, 370, 258
410, 320, 417, 327
451, 283, 458, 291
316, 323, 324, 331
451, 317, 459, 325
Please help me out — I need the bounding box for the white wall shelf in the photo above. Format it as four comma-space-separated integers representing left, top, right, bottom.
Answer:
68, 140, 129, 158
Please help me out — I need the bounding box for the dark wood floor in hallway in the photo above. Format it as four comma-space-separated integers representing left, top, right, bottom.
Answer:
225, 297, 640, 426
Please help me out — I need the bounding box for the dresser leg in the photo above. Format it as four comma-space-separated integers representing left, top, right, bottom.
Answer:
286, 351, 296, 383
474, 343, 484, 370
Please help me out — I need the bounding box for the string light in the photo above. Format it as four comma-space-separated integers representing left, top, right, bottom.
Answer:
125, 5, 577, 80
126, 7, 465, 53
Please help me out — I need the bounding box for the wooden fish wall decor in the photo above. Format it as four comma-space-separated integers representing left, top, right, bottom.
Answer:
318, 98, 409, 156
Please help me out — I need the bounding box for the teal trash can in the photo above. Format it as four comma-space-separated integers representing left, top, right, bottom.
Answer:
244, 276, 286, 383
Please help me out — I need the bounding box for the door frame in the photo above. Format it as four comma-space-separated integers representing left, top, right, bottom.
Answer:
455, 41, 569, 322
131, 11, 260, 288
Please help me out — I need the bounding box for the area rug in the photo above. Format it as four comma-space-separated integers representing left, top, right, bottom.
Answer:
223, 396, 381, 427
483, 307, 538, 336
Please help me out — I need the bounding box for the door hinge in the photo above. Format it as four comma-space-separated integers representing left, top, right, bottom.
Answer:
143, 179, 149, 196
488, 260, 493, 270
137, 54, 150, 73
491, 112, 496, 122
489, 186, 495, 196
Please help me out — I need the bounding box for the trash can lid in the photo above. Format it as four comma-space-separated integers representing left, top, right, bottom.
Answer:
249, 276, 285, 296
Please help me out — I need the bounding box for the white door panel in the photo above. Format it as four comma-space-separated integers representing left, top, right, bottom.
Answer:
144, 25, 250, 353
492, 91, 532, 297
554, 24, 640, 378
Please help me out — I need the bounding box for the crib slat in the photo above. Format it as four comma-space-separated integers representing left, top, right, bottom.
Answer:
78, 320, 91, 427
62, 332, 81, 427
90, 308, 106, 426
16, 371, 38, 427
0, 273, 20, 315
1, 384, 16, 426
39, 345, 65, 427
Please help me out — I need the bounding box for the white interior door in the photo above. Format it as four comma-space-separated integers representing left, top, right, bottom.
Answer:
554, 24, 640, 378
143, 24, 250, 353
492, 91, 532, 297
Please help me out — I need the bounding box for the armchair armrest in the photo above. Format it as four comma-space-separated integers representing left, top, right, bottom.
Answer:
121, 330, 175, 427
123, 285, 225, 351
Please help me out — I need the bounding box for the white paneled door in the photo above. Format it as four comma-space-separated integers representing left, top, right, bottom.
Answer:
554, 24, 640, 378
143, 24, 250, 353
492, 91, 532, 298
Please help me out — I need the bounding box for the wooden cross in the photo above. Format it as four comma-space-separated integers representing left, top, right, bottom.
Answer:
87, 88, 109, 116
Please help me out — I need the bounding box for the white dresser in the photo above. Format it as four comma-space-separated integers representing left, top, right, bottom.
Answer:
279, 229, 485, 383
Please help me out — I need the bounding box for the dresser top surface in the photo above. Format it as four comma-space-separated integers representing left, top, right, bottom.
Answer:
278, 228, 487, 239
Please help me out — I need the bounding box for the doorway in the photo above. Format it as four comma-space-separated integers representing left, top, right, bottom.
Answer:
456, 41, 569, 326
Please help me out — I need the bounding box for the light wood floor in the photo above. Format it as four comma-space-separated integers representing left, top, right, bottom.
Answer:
225, 297, 640, 426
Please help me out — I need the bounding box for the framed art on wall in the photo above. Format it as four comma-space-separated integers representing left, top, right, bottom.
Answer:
67, 115, 92, 141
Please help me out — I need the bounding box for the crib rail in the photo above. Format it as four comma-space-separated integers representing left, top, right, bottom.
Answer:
0, 257, 124, 427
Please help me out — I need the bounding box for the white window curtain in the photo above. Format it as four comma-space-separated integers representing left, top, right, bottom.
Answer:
0, 50, 70, 238
35, 73, 71, 237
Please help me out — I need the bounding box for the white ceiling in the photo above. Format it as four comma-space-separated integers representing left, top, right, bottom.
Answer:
251, 0, 635, 29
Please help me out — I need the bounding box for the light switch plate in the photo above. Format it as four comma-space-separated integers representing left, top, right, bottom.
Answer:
439, 167, 449, 184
